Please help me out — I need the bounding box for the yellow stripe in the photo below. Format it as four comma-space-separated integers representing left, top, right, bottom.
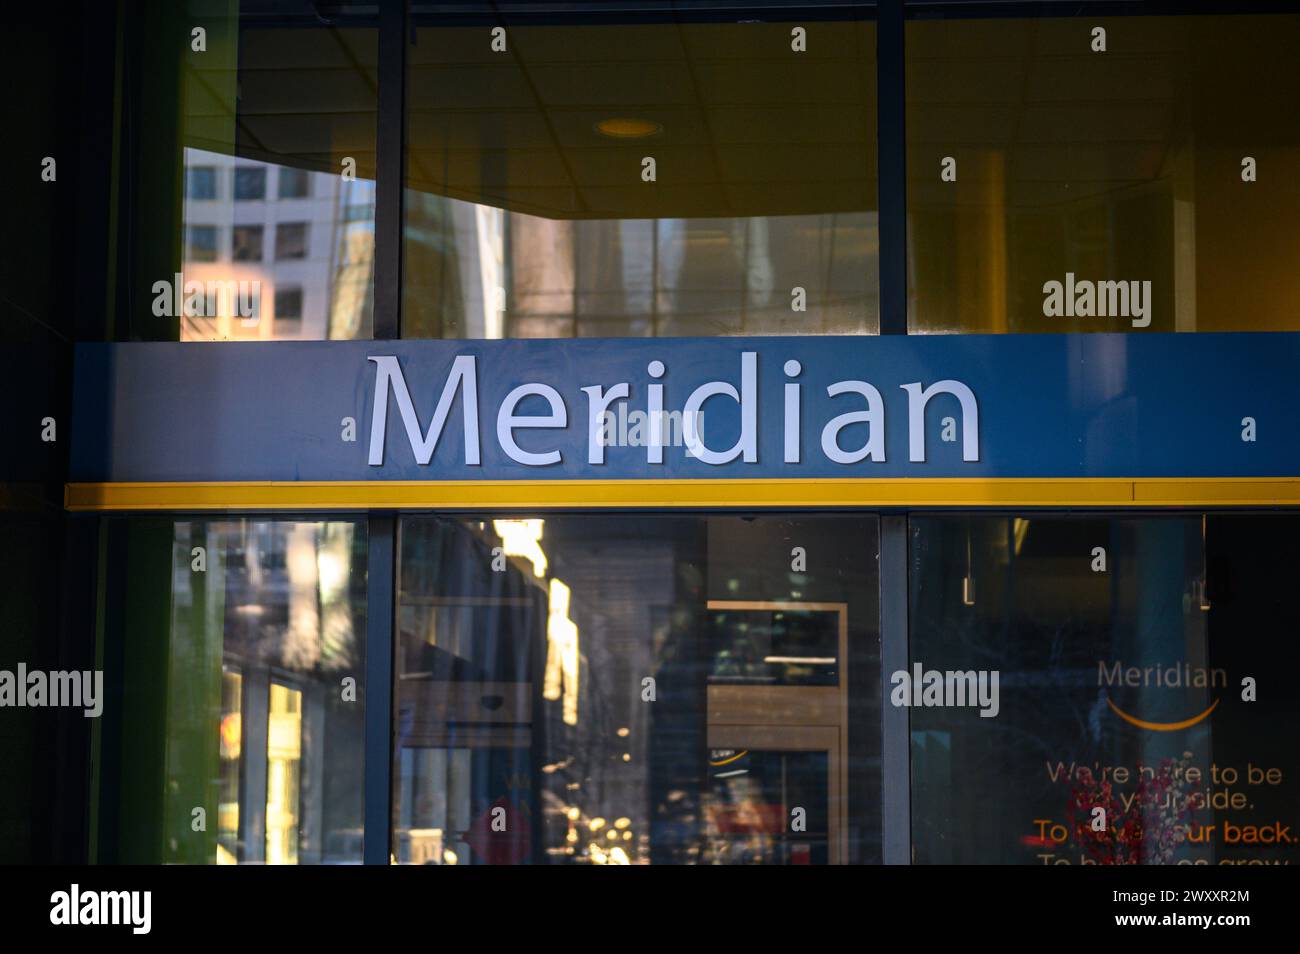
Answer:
62, 477, 1300, 511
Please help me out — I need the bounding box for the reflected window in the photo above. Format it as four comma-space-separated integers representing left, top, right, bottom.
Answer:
274, 286, 304, 325
231, 225, 264, 263
234, 166, 267, 201
910, 515, 1300, 864
278, 167, 310, 200
907, 14, 1300, 333
275, 222, 308, 261
708, 604, 843, 687
402, 6, 879, 339
185, 224, 218, 263
187, 166, 217, 200
119, 1, 377, 340
95, 518, 368, 864
391, 515, 880, 864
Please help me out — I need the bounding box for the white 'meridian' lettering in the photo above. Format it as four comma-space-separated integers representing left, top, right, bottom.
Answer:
682, 351, 758, 465
901, 380, 979, 462
497, 383, 567, 466
581, 382, 629, 464
821, 380, 885, 464
368, 355, 480, 466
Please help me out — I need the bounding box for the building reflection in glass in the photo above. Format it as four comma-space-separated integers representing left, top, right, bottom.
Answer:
906, 14, 1300, 333
161, 519, 367, 864
178, 148, 375, 341
402, 15, 880, 339
392, 515, 881, 864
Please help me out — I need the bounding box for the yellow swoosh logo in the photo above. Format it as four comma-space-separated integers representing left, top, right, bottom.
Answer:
1106, 696, 1219, 732
709, 750, 749, 767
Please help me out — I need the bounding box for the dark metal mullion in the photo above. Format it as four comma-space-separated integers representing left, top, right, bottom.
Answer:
361, 0, 408, 865
876, 0, 907, 335
880, 514, 911, 864
363, 514, 398, 864
374, 0, 409, 340
878, 0, 912, 863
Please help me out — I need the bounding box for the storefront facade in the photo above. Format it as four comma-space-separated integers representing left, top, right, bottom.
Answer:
5, 0, 1300, 866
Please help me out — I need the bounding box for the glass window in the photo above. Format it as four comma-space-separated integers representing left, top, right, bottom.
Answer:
906, 13, 1300, 333
275, 222, 309, 260
391, 514, 881, 864
231, 224, 264, 262
234, 166, 267, 201
185, 224, 218, 263
909, 514, 1300, 864
94, 519, 368, 864
186, 165, 217, 200
274, 286, 304, 324
278, 167, 310, 199
402, 5, 879, 339
119, 1, 377, 341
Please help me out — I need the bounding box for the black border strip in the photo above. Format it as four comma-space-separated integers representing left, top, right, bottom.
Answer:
374, 0, 409, 340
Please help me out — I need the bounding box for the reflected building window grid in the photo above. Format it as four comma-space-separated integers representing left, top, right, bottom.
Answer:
179, 148, 375, 340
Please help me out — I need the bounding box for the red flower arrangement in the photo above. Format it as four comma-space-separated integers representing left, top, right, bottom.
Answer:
1065, 752, 1197, 864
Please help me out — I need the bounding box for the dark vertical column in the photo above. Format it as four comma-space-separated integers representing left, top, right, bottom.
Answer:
95, 519, 175, 864
374, 0, 409, 340
363, 515, 397, 864
363, 0, 408, 864
241, 667, 270, 863
876, 0, 907, 335
878, 0, 910, 858
880, 515, 911, 863
121, 0, 188, 342
76, 0, 122, 342
48, 515, 99, 863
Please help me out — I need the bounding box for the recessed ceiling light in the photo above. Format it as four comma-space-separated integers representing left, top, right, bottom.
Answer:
595, 118, 663, 139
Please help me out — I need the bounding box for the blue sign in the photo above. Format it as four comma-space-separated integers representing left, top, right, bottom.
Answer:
70, 334, 1300, 483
